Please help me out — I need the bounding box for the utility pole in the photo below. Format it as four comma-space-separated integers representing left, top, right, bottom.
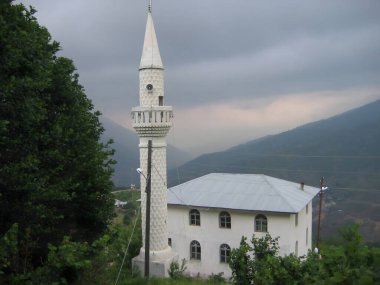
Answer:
316, 176, 324, 250
144, 140, 152, 278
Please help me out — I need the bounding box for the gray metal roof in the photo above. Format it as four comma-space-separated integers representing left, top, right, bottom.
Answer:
168, 173, 320, 213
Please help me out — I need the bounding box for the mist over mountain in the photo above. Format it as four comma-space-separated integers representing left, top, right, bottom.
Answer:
100, 117, 192, 187
170, 100, 380, 242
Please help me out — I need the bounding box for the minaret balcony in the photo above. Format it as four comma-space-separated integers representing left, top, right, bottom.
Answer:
131, 106, 173, 137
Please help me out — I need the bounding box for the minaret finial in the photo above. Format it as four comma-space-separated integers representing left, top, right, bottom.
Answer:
148, 0, 152, 13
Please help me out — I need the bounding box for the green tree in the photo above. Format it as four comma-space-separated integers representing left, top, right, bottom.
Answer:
229, 237, 253, 285
230, 234, 305, 285
229, 226, 380, 285
0, 1, 114, 283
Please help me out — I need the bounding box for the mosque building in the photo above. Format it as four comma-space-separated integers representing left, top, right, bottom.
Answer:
131, 4, 319, 279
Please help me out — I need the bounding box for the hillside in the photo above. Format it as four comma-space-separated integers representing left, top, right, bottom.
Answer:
170, 100, 380, 242
100, 117, 192, 187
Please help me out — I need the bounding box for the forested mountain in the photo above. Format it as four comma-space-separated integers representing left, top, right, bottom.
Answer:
100, 117, 192, 187
170, 100, 380, 242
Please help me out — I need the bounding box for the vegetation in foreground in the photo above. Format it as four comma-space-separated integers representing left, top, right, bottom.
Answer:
0, 1, 116, 283
229, 225, 380, 285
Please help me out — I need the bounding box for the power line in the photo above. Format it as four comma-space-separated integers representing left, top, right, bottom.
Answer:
114, 205, 141, 285
152, 162, 166, 186
217, 153, 380, 159
330, 187, 380, 192
176, 161, 380, 176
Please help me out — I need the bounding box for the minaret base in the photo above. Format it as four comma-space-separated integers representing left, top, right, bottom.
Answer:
132, 247, 178, 278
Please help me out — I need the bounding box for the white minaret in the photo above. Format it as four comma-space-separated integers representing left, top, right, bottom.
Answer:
131, 4, 178, 277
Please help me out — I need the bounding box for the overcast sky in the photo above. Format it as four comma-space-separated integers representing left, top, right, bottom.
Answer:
16, 0, 380, 155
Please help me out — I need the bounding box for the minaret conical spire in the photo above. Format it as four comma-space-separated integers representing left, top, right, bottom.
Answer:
139, 4, 163, 70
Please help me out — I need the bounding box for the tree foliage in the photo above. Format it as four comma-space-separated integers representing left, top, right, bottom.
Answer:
0, 1, 115, 283
229, 226, 380, 285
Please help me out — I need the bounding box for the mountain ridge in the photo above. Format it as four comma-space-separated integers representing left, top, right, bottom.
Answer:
169, 99, 380, 242
100, 116, 192, 187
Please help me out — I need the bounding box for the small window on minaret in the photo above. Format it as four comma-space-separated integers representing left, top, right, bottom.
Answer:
159, 96, 163, 106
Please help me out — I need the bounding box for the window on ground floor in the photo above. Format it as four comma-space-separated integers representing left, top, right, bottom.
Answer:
190, 240, 201, 260
220, 243, 231, 263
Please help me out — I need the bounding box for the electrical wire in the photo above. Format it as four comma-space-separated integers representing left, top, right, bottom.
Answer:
212, 153, 380, 159
152, 162, 166, 186
114, 205, 141, 285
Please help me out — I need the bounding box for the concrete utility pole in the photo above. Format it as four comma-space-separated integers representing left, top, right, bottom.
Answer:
144, 140, 152, 277
316, 176, 324, 250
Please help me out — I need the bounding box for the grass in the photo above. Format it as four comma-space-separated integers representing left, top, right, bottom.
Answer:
121, 277, 229, 285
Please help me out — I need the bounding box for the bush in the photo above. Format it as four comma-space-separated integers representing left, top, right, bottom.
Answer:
208, 272, 225, 283
168, 258, 187, 280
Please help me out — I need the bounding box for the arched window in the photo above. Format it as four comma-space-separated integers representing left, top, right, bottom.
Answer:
255, 214, 268, 232
189, 209, 200, 226
219, 211, 231, 228
190, 240, 201, 260
220, 244, 231, 263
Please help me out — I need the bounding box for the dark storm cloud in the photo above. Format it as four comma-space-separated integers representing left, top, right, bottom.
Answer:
15, 0, 380, 153
17, 0, 380, 111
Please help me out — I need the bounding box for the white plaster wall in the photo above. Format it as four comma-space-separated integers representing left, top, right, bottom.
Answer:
168, 204, 313, 279
139, 68, 164, 107
288, 201, 313, 257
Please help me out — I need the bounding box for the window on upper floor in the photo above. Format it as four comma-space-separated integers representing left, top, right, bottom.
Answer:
295, 213, 298, 226
255, 214, 268, 232
189, 209, 200, 226
190, 240, 201, 260
220, 243, 231, 263
219, 211, 231, 229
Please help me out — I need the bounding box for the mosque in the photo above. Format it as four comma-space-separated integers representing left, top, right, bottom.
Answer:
131, 4, 319, 279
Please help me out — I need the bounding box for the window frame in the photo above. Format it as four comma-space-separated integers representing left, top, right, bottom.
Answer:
190, 240, 201, 260
189, 209, 200, 226
255, 214, 268, 232
220, 243, 231, 263
219, 211, 231, 229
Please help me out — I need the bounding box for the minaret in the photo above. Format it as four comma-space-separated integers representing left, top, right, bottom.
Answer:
131, 4, 177, 277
